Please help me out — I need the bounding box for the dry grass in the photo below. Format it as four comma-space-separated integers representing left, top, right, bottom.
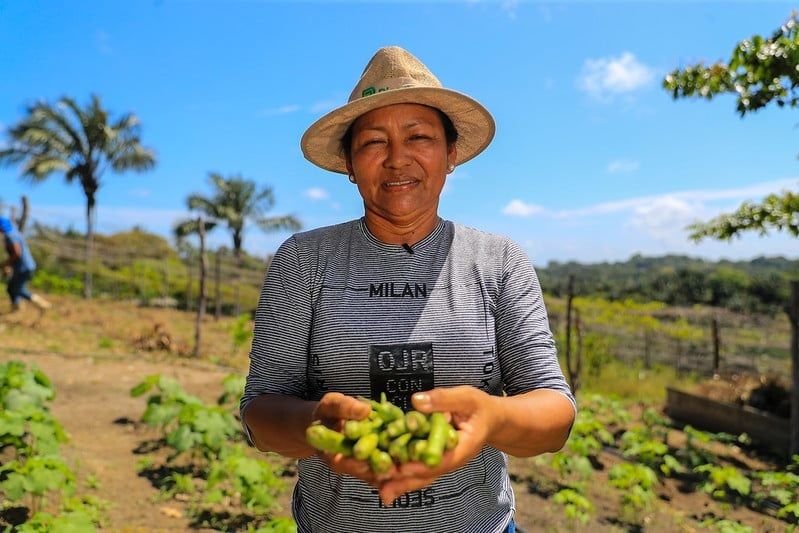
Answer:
0, 293, 251, 371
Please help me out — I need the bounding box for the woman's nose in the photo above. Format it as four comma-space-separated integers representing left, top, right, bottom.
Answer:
383, 139, 412, 169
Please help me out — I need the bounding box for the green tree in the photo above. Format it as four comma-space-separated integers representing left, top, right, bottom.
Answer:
664, 12, 799, 455
186, 173, 301, 263
0, 95, 156, 298
663, 13, 799, 241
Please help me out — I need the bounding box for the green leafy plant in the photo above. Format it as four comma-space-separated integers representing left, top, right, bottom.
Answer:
130, 374, 242, 462
230, 313, 253, 354
204, 445, 285, 511
694, 464, 751, 500
0, 455, 77, 514
552, 487, 593, 525
608, 463, 658, 524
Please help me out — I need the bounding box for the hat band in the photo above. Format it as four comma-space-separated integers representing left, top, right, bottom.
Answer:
352, 76, 433, 101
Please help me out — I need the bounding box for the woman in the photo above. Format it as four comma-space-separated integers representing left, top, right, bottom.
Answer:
241, 46, 575, 533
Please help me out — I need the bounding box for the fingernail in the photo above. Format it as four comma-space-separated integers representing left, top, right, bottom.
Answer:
413, 392, 430, 408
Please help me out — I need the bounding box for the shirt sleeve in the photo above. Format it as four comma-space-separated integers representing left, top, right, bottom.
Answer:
240, 236, 313, 421
495, 241, 576, 410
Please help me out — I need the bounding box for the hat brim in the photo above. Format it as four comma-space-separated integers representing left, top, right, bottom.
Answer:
300, 87, 496, 174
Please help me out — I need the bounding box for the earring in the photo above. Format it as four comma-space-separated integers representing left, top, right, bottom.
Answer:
447, 164, 455, 173
348, 174, 356, 183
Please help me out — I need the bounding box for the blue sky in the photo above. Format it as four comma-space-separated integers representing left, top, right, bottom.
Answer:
1, 0, 797, 266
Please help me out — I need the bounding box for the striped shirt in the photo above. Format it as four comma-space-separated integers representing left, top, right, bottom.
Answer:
242, 218, 575, 533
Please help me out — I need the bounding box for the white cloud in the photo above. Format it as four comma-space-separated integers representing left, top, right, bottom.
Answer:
578, 52, 655, 100
502, 199, 545, 217
628, 195, 702, 242
305, 187, 329, 200
310, 99, 339, 114
607, 159, 640, 174
259, 104, 301, 117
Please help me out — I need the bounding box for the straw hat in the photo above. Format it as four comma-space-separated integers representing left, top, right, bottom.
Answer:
301, 46, 495, 174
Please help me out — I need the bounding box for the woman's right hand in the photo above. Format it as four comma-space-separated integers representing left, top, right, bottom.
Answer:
311, 392, 397, 485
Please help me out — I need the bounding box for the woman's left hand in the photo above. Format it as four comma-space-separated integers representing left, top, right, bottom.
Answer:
377, 385, 498, 505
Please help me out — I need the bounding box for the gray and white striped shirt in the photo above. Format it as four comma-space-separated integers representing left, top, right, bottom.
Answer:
242, 218, 574, 533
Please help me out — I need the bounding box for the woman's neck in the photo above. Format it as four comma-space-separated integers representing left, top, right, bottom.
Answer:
363, 210, 441, 245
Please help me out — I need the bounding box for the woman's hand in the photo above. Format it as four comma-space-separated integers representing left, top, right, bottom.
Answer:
311, 392, 398, 485
377, 385, 497, 505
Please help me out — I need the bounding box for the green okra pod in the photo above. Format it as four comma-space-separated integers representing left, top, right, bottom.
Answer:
353, 432, 379, 460
378, 429, 392, 451
446, 425, 459, 450
385, 416, 407, 438
388, 433, 412, 463
343, 418, 379, 440
408, 439, 428, 462
369, 449, 393, 474
421, 412, 448, 467
405, 410, 430, 437
306, 423, 348, 455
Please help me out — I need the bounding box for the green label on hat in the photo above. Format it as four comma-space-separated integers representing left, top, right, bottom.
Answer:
362, 87, 376, 97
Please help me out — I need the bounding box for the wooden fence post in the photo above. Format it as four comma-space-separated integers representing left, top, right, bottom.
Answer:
712, 317, 720, 374
214, 250, 222, 320
789, 281, 798, 457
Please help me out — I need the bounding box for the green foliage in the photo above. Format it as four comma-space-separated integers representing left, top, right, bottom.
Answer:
0, 361, 55, 410
186, 173, 301, 259
218, 374, 246, 407
130, 374, 242, 462
0, 455, 76, 503
695, 464, 751, 500
664, 13, 799, 115
539, 255, 796, 314
688, 191, 799, 241
663, 13, 799, 243
249, 518, 298, 533
608, 463, 658, 522
130, 374, 293, 532
552, 487, 593, 525
30, 270, 83, 295
204, 445, 284, 510
700, 517, 754, 533
0, 362, 67, 459
619, 428, 682, 476
231, 313, 254, 354
676, 425, 718, 468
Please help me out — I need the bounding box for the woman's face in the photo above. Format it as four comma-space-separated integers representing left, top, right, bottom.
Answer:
346, 103, 456, 228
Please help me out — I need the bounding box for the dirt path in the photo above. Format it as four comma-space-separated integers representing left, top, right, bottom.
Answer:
3, 351, 234, 532
3, 351, 791, 533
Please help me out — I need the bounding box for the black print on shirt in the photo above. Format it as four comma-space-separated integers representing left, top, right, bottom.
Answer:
368, 282, 428, 298
369, 343, 434, 412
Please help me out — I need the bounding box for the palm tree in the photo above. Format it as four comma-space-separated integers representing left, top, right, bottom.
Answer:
186, 173, 301, 264
175, 217, 217, 357
0, 94, 156, 298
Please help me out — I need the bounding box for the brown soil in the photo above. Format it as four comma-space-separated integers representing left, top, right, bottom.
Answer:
0, 297, 794, 532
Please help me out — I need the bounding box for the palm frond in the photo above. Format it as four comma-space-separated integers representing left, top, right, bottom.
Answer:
256, 215, 302, 233
20, 155, 71, 181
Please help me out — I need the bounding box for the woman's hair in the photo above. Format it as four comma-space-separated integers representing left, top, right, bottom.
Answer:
340, 107, 459, 161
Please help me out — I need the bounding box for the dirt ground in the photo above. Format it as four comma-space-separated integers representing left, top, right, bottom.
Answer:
0, 296, 793, 532
1, 350, 792, 532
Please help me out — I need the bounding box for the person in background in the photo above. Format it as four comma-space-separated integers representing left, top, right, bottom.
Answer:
241, 46, 575, 533
0, 216, 50, 313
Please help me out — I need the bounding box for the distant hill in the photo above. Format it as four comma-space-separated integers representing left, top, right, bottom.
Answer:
537, 254, 799, 314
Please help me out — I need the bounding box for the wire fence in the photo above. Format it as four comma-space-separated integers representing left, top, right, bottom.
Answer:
21, 233, 794, 377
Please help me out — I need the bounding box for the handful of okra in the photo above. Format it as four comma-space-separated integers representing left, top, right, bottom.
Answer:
306, 393, 459, 474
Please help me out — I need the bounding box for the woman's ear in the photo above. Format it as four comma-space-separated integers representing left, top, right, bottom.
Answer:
447, 144, 457, 170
